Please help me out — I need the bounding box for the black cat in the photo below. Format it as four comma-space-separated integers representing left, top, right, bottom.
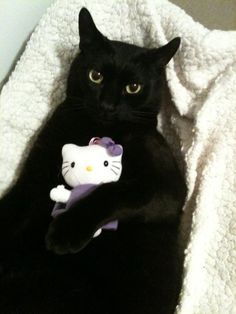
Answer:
0, 8, 186, 314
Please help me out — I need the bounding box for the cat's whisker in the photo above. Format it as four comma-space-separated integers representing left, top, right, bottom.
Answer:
132, 110, 157, 115
59, 102, 85, 113
131, 116, 157, 124
133, 114, 156, 120
59, 107, 85, 114
132, 112, 156, 115
131, 111, 157, 120
67, 95, 84, 101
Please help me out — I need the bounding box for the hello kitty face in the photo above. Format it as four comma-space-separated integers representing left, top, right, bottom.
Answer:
61, 139, 123, 188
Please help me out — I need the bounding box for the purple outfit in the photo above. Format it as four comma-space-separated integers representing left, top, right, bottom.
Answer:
51, 184, 118, 231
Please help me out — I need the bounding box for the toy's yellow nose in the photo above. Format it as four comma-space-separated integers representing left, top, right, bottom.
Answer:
86, 166, 93, 172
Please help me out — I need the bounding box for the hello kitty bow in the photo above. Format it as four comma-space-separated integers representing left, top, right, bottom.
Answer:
89, 137, 123, 156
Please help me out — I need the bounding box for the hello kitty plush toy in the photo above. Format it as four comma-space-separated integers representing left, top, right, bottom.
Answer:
50, 137, 123, 237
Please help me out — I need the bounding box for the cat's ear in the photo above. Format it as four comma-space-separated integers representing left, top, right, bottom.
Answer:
78, 8, 107, 50
143, 37, 181, 67
157, 37, 181, 65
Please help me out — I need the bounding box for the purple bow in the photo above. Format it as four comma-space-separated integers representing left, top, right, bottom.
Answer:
89, 137, 123, 156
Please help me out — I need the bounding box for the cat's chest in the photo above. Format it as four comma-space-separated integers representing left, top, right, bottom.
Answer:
55, 117, 129, 147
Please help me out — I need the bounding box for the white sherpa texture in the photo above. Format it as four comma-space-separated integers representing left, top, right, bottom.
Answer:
0, 0, 236, 313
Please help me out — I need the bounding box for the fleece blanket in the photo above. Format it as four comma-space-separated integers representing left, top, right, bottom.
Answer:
0, 0, 236, 312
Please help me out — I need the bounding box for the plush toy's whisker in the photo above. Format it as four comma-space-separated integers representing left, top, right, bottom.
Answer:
63, 161, 69, 164
63, 169, 70, 177
110, 168, 118, 175
111, 165, 121, 170
62, 165, 69, 171
112, 161, 121, 164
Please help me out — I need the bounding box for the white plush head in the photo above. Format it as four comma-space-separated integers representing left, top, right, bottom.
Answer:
61, 138, 123, 188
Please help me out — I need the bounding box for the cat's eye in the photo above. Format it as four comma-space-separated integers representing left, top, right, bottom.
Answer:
104, 161, 109, 167
125, 83, 142, 94
89, 70, 103, 84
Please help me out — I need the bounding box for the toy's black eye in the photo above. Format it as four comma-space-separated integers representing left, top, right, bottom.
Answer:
104, 161, 109, 167
71, 162, 75, 168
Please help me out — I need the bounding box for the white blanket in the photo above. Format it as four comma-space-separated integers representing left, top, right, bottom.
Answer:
0, 0, 236, 312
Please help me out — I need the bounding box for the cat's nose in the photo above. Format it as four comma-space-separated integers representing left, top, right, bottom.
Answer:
101, 101, 115, 112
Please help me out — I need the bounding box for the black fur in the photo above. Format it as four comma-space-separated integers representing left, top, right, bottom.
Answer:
0, 8, 186, 314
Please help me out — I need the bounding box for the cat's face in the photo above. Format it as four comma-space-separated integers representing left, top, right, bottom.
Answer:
61, 143, 122, 187
67, 8, 180, 125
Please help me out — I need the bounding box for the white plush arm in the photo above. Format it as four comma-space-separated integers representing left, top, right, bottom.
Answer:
50, 185, 71, 203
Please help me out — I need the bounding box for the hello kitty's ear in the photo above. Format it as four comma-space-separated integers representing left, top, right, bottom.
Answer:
62, 144, 77, 157
89, 137, 101, 145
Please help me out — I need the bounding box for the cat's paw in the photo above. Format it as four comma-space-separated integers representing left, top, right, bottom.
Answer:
45, 217, 92, 255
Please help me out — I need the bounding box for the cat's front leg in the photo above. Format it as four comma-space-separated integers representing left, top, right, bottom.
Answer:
45, 182, 132, 254
46, 205, 94, 254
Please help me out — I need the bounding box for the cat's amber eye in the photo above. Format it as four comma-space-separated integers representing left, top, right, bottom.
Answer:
89, 70, 103, 84
125, 83, 142, 94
